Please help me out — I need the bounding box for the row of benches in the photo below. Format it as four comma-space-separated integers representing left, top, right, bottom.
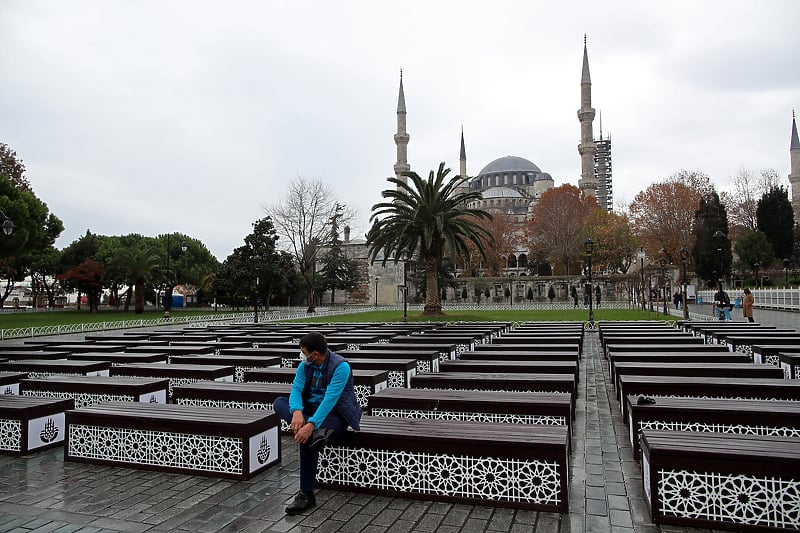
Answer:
598, 321, 800, 531
1, 320, 585, 510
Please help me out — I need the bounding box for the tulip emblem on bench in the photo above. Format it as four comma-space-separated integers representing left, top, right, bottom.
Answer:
149, 395, 157, 403
3, 387, 11, 394
39, 418, 58, 443
257, 435, 271, 465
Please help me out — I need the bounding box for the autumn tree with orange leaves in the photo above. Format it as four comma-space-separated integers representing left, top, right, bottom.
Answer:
627, 172, 711, 263
527, 184, 596, 275
460, 211, 517, 277
584, 207, 638, 273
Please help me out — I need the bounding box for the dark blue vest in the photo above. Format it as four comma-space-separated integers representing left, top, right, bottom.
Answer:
302, 350, 362, 430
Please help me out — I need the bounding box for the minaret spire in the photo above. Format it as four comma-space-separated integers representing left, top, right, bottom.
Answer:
393, 69, 410, 187
789, 109, 800, 221
577, 36, 598, 199
459, 126, 467, 178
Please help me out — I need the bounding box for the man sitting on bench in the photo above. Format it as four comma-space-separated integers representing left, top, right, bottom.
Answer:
273, 332, 362, 515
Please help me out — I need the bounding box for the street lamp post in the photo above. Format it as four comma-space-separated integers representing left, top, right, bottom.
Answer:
584, 238, 594, 323
508, 274, 514, 306
753, 262, 761, 288
713, 231, 727, 293
400, 249, 409, 322
784, 258, 791, 286
163, 236, 188, 318
374, 276, 379, 308
680, 247, 689, 320
636, 248, 646, 312
659, 256, 668, 316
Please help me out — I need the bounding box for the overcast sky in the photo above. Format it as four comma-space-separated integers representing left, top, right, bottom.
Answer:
2, 1, 798, 261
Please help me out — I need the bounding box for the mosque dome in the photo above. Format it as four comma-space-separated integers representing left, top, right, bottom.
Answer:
478, 155, 541, 175
482, 186, 523, 199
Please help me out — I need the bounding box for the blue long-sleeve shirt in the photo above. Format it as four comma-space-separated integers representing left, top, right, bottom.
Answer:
288, 353, 351, 429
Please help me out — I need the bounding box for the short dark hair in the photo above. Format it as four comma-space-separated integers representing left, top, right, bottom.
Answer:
299, 332, 327, 354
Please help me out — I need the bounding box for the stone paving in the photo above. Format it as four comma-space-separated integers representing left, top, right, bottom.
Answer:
0, 310, 796, 532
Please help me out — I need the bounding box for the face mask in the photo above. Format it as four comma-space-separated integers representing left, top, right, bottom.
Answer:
299, 351, 308, 363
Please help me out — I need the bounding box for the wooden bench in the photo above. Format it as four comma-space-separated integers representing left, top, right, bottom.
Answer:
778, 351, 800, 380
0, 371, 27, 395
390, 335, 478, 357
0, 359, 111, 378
459, 350, 579, 362
604, 344, 730, 359
606, 351, 752, 377
753, 344, 800, 366
362, 342, 456, 362
243, 368, 388, 409
410, 372, 576, 412
67, 352, 169, 365
617, 375, 800, 418
473, 343, 581, 354
173, 381, 293, 432
325, 334, 392, 349
368, 388, 572, 439
170, 355, 282, 382
492, 336, 583, 358
339, 348, 441, 374
720, 334, 800, 358
64, 402, 280, 480
21, 376, 170, 407
47, 343, 128, 353
289, 357, 417, 388
125, 345, 217, 357
316, 415, 569, 511
612, 362, 784, 399
440, 359, 578, 382
640, 429, 800, 531
0, 350, 72, 360
0, 395, 74, 454
109, 363, 234, 396
626, 396, 800, 457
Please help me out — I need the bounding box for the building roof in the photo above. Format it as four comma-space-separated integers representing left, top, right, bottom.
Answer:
477, 155, 542, 175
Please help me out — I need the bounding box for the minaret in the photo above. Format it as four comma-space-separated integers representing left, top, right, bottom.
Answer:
577, 35, 598, 198
393, 70, 410, 187
459, 126, 467, 178
790, 110, 800, 221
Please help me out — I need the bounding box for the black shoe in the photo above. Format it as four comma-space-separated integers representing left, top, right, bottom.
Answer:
307, 428, 336, 452
285, 491, 316, 515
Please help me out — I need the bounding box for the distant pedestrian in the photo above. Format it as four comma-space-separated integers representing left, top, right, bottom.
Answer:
673, 291, 681, 309
594, 285, 601, 308
742, 288, 755, 323
571, 286, 579, 308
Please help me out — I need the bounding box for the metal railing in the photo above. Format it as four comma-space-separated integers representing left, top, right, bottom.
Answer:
696, 288, 800, 311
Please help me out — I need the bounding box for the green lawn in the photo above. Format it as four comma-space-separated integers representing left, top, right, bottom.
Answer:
283, 308, 667, 323
0, 306, 669, 331
0, 309, 225, 330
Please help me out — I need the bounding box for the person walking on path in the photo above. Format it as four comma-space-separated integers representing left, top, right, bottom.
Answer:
714, 287, 731, 320
742, 287, 755, 322
273, 332, 362, 515
571, 285, 579, 308
594, 285, 602, 308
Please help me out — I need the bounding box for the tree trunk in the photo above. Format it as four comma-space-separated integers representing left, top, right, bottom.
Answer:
134, 281, 145, 314
422, 255, 444, 315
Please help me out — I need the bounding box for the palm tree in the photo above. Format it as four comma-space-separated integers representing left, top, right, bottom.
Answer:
367, 162, 493, 316
111, 247, 162, 314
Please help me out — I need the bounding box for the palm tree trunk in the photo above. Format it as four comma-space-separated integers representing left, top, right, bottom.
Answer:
422, 255, 444, 315
134, 281, 145, 314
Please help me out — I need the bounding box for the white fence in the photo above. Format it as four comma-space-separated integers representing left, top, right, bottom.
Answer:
696, 288, 800, 312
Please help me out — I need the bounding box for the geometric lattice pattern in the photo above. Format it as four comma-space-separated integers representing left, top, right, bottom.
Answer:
174, 398, 292, 432
387, 371, 408, 388
657, 468, 800, 529
796, 366, 800, 380
68, 424, 243, 475
763, 354, 780, 367
371, 408, 566, 426
27, 372, 85, 379
22, 390, 134, 409
0, 419, 22, 452
317, 445, 562, 506
416, 360, 432, 374
639, 420, 800, 438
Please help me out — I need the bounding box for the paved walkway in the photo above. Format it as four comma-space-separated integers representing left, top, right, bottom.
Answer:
1, 311, 796, 532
